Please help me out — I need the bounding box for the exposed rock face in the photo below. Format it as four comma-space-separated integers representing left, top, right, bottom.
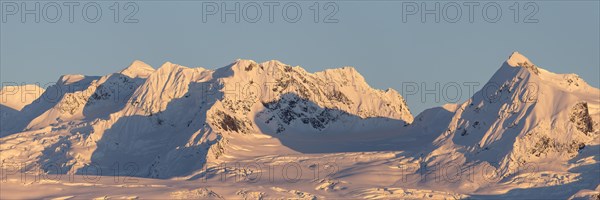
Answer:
261, 94, 348, 133
529, 135, 586, 158
570, 102, 595, 135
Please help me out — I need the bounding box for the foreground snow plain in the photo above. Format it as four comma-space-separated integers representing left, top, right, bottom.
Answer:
1, 52, 599, 199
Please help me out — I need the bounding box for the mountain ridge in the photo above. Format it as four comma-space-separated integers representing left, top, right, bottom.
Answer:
0, 53, 598, 199
0, 58, 415, 179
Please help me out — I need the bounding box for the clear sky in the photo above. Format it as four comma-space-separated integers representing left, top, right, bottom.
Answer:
1, 1, 599, 115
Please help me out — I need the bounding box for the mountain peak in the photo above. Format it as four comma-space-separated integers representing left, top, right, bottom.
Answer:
58, 74, 87, 85
504, 51, 543, 75
321, 66, 356, 73
261, 59, 286, 67
0, 84, 45, 111
120, 60, 155, 79
157, 61, 189, 71
232, 59, 258, 68
506, 51, 533, 67
234, 58, 258, 63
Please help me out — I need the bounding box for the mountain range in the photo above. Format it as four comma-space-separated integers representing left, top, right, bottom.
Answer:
1, 52, 598, 199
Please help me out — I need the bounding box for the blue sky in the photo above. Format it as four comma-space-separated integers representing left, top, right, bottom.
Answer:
1, 1, 598, 114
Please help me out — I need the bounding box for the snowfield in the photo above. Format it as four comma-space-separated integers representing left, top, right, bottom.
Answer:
1, 52, 599, 199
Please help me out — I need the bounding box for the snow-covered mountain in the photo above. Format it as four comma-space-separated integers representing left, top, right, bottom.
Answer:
412, 52, 599, 195
0, 84, 45, 111
1, 52, 598, 199
0, 59, 413, 178
1, 84, 45, 133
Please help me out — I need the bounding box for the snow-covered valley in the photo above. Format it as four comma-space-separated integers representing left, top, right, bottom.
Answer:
1, 52, 599, 199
